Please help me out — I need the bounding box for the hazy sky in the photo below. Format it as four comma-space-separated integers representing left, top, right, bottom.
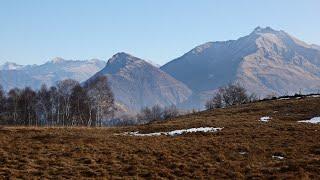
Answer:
0, 0, 319, 65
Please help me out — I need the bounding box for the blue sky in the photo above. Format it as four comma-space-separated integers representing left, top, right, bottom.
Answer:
0, 0, 319, 65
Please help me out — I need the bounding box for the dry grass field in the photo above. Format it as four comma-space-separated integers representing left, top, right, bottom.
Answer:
0, 96, 320, 179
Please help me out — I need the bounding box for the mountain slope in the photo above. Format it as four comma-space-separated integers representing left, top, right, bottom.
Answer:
0, 58, 106, 90
88, 52, 192, 112
1, 96, 319, 179
311, 44, 320, 51
161, 27, 320, 101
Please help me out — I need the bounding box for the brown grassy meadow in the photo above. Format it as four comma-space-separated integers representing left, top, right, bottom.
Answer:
0, 96, 319, 179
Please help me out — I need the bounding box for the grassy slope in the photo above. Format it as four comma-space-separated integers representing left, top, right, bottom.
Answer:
0, 97, 319, 179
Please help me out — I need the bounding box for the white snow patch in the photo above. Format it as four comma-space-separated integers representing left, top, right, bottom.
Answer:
122, 127, 223, 137
260, 116, 271, 122
123, 132, 163, 137
239, 152, 248, 155
272, 155, 284, 160
306, 95, 320, 98
278, 97, 290, 100
298, 117, 320, 124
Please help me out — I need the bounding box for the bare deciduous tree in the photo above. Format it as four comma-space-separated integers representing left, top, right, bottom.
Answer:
136, 104, 180, 123
70, 84, 90, 126
205, 91, 223, 110
163, 105, 179, 120
7, 88, 21, 124
19, 87, 37, 125
205, 83, 257, 110
36, 84, 51, 125
85, 76, 115, 126
57, 79, 79, 126
49, 86, 59, 126
151, 105, 163, 121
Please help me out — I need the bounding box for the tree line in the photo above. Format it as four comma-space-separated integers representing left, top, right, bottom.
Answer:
137, 104, 180, 124
0, 76, 114, 126
0, 79, 278, 127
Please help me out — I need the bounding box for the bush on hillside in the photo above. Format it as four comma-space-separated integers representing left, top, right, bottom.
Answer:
205, 83, 257, 110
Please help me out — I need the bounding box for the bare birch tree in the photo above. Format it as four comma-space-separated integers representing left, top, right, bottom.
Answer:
85, 76, 115, 126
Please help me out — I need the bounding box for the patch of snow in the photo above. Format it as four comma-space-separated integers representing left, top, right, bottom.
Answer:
124, 131, 163, 137
278, 97, 290, 100
166, 127, 222, 136
122, 127, 223, 137
298, 117, 320, 124
305, 95, 320, 98
239, 152, 248, 155
260, 116, 271, 122
272, 155, 284, 160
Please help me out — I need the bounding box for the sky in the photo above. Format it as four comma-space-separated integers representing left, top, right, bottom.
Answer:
0, 0, 319, 65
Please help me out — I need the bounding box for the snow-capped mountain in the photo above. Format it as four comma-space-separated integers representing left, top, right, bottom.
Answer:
87, 52, 192, 112
161, 27, 320, 104
0, 58, 106, 90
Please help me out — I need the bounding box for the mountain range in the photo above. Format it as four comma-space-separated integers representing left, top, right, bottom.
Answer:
0, 58, 106, 90
1, 27, 320, 112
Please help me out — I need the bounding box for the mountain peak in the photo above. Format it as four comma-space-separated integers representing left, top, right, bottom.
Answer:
107, 52, 142, 65
251, 26, 314, 49
50, 57, 66, 64
114, 52, 132, 57
252, 26, 279, 34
